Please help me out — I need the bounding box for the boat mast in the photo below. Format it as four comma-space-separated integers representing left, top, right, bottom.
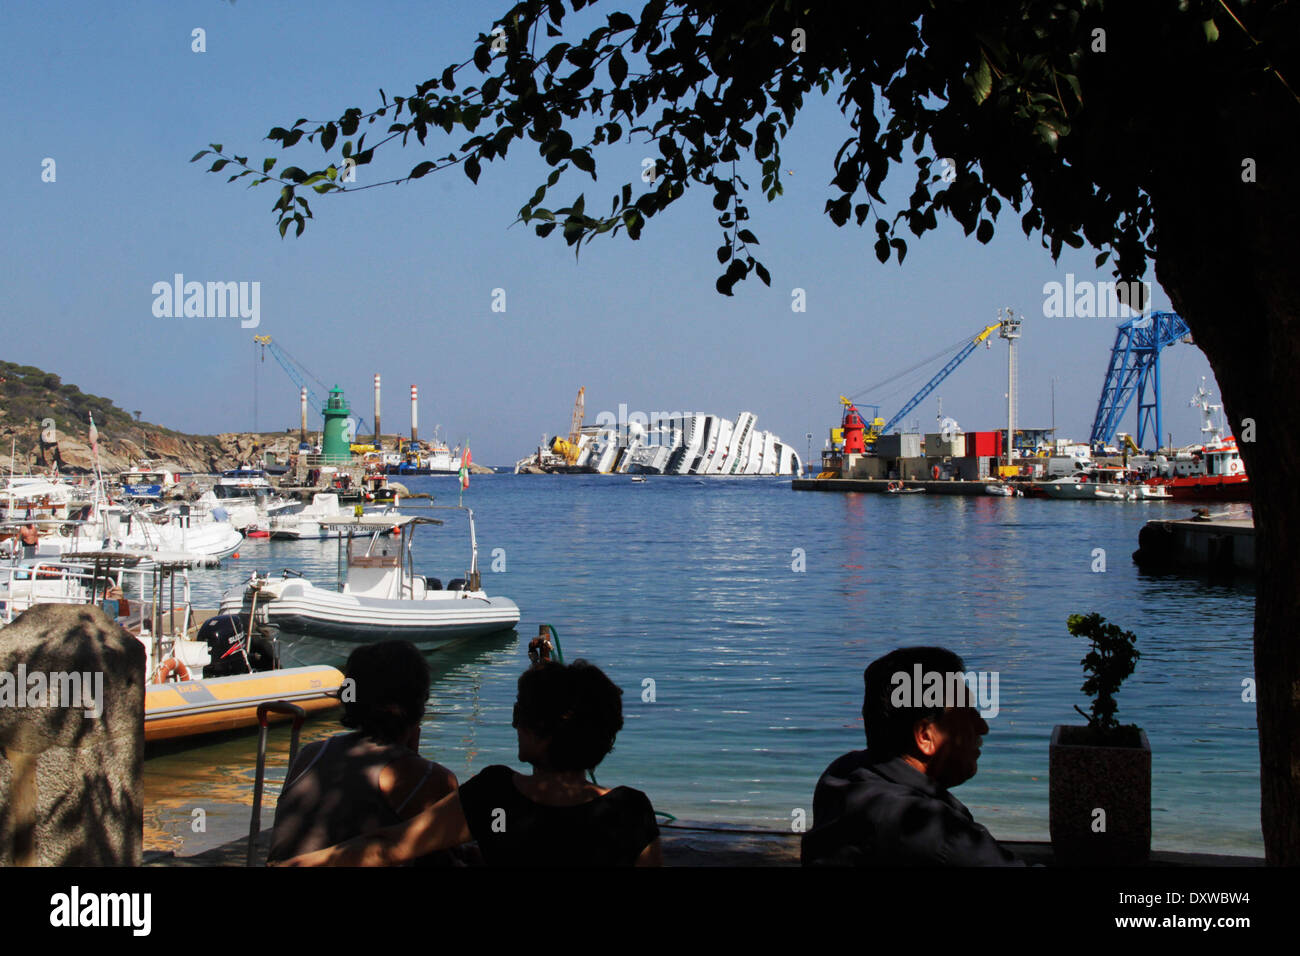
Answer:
466, 508, 480, 591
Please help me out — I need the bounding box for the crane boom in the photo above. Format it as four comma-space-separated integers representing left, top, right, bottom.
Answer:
254, 336, 371, 436
568, 386, 585, 444
871, 322, 1001, 441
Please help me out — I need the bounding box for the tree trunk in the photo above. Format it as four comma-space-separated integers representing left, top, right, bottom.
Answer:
1150, 96, 1300, 862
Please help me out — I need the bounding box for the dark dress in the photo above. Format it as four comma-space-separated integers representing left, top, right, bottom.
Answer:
457, 765, 659, 866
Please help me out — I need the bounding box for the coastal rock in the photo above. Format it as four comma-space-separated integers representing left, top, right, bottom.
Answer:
0, 603, 145, 866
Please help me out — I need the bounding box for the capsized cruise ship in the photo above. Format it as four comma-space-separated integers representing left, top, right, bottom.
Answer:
515, 412, 802, 476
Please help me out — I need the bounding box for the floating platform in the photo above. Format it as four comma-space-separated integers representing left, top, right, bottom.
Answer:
792, 478, 993, 495
1132, 514, 1255, 574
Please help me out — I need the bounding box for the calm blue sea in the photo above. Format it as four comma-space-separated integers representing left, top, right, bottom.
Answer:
144, 474, 1262, 857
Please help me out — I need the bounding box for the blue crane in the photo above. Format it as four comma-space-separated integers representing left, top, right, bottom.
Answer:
253, 336, 372, 438
868, 322, 1002, 441
1088, 312, 1192, 452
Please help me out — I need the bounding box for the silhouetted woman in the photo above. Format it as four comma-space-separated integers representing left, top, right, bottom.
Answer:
277, 659, 661, 866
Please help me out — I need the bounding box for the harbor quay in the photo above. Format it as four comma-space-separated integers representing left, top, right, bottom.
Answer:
793, 477, 994, 495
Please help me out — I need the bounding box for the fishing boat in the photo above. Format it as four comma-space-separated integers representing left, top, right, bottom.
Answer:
217, 508, 519, 665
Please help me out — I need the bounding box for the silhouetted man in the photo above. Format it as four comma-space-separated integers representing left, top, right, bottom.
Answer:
801, 646, 1022, 866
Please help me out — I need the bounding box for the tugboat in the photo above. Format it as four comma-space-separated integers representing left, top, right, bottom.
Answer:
1143, 380, 1250, 502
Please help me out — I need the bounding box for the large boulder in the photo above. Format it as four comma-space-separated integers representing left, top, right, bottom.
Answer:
0, 603, 145, 865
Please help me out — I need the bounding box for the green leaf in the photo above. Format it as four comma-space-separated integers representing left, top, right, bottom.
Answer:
1202, 19, 1219, 42
717, 244, 731, 263
609, 49, 628, 87
967, 57, 993, 105
409, 161, 437, 179
263, 157, 276, 173
737, 229, 758, 245
754, 261, 771, 286
570, 150, 596, 177
464, 155, 482, 183
976, 220, 994, 243
190, 150, 209, 163
209, 159, 229, 172
279, 218, 290, 238
321, 123, 337, 151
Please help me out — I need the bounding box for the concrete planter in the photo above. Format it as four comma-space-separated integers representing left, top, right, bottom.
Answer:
1049, 725, 1151, 865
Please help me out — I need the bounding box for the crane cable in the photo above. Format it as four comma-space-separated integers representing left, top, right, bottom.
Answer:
845, 330, 979, 404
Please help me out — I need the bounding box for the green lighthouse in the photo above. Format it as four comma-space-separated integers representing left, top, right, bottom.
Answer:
320, 385, 353, 461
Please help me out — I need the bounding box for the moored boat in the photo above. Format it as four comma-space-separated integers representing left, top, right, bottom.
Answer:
218, 508, 519, 665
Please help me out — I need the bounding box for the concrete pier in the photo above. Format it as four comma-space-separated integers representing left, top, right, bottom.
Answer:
1133, 513, 1255, 573
793, 478, 994, 495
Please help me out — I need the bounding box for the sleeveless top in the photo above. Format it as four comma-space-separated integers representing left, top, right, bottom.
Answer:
457, 765, 659, 866
266, 731, 435, 863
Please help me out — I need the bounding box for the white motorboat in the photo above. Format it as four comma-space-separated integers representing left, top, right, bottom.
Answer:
269, 493, 348, 540
218, 508, 519, 664
10, 501, 243, 562
1038, 467, 1166, 501
984, 483, 1021, 497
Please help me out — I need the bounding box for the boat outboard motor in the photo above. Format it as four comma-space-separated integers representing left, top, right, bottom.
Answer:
446, 578, 468, 592
199, 614, 279, 676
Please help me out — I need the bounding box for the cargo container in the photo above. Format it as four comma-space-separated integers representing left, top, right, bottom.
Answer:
925, 432, 965, 457
875, 433, 923, 458
964, 430, 1003, 459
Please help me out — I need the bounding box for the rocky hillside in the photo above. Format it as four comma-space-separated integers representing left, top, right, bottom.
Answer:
0, 360, 301, 474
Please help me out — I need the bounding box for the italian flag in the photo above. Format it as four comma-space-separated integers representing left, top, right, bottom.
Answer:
459, 446, 471, 489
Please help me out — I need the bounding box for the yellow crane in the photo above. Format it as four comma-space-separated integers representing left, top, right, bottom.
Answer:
550, 386, 586, 465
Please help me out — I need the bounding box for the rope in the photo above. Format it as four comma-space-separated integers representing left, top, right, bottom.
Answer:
845, 330, 973, 403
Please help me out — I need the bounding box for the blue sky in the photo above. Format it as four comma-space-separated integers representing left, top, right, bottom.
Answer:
1, 1, 1220, 464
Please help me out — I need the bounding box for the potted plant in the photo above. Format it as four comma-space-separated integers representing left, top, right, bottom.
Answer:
1049, 612, 1150, 865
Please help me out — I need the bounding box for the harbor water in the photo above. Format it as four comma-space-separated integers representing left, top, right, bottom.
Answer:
145, 474, 1262, 857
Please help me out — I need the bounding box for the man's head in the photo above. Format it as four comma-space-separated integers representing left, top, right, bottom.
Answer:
512, 659, 624, 772
340, 640, 431, 745
862, 646, 989, 788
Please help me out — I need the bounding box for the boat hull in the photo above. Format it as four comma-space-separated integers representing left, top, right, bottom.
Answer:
144, 665, 343, 742
219, 586, 520, 664
1147, 476, 1251, 502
